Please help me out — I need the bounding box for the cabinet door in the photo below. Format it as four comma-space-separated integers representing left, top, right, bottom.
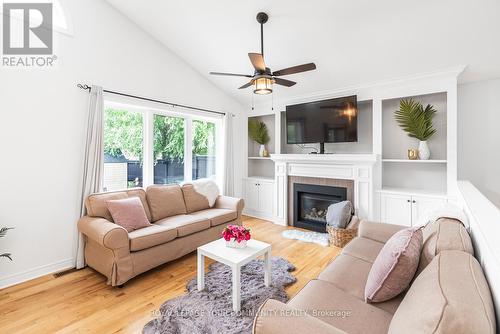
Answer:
411, 196, 447, 226
258, 182, 274, 216
244, 180, 259, 211
381, 194, 412, 226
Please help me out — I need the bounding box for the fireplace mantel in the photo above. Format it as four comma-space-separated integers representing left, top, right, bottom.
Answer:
270, 154, 379, 226
270, 154, 378, 164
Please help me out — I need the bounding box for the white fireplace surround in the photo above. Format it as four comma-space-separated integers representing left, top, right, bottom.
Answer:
270, 154, 378, 226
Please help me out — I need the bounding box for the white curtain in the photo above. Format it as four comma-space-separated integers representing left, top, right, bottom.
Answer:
76, 85, 104, 269
223, 113, 235, 196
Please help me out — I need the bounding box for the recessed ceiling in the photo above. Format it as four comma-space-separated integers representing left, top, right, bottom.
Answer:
106, 0, 500, 105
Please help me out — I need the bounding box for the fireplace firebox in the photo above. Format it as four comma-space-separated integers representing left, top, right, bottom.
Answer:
293, 183, 347, 232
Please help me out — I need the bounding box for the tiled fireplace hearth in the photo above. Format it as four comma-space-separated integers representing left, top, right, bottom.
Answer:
270, 154, 377, 226
293, 182, 349, 232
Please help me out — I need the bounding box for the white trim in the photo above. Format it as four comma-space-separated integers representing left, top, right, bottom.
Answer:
0, 258, 74, 290
457, 181, 500, 329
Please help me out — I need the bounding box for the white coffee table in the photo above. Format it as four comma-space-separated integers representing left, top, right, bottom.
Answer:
197, 238, 272, 312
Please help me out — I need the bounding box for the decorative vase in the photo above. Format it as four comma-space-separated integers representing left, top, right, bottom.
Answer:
259, 144, 266, 157
418, 141, 430, 160
226, 239, 247, 249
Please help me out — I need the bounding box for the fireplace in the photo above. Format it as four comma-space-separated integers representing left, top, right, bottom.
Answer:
293, 183, 347, 232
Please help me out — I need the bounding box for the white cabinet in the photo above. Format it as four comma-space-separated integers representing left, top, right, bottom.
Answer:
380, 191, 447, 226
381, 193, 413, 226
243, 177, 275, 219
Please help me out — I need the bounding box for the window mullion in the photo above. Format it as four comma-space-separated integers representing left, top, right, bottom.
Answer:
184, 117, 193, 182
143, 111, 154, 187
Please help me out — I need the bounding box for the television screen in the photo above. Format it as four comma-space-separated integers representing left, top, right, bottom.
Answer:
286, 95, 358, 144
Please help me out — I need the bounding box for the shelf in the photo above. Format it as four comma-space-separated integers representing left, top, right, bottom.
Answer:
248, 156, 272, 160
382, 159, 447, 164
245, 176, 275, 182
377, 187, 447, 198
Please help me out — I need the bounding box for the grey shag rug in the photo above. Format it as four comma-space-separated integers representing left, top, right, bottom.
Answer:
144, 257, 296, 334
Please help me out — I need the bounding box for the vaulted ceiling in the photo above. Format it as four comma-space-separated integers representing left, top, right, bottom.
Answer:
106, 0, 500, 105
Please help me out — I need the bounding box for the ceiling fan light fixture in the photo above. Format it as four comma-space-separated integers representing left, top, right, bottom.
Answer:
254, 77, 273, 95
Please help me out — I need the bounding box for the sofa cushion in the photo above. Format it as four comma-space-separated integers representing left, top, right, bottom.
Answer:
365, 227, 423, 303
388, 250, 495, 334
342, 237, 384, 263
106, 197, 152, 232
156, 214, 210, 237
418, 217, 474, 273
128, 224, 177, 251
190, 208, 237, 227
317, 253, 403, 314
146, 185, 187, 222
86, 188, 152, 222
288, 279, 393, 334
181, 184, 211, 213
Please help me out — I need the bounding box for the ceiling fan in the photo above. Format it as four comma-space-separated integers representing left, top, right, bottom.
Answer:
209, 12, 317, 95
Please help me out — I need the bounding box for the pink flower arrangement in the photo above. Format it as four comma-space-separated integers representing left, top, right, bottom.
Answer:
222, 225, 251, 243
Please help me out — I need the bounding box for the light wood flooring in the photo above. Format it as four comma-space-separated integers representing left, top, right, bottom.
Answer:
0, 216, 341, 333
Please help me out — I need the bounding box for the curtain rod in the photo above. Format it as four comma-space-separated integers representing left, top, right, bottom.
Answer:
77, 84, 228, 116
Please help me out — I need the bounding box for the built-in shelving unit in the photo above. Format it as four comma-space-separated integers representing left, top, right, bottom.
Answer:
247, 114, 276, 179
381, 92, 448, 194
382, 159, 447, 164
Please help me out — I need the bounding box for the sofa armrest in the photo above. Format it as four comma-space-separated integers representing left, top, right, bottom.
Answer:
78, 216, 129, 250
358, 220, 406, 243
215, 196, 244, 217
253, 299, 347, 334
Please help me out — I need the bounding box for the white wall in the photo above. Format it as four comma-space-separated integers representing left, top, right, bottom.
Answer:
0, 0, 245, 288
458, 79, 500, 208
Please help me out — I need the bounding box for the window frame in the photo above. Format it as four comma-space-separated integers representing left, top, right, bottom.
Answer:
104, 100, 223, 190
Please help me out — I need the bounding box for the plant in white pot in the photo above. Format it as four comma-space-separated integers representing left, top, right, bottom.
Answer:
394, 98, 437, 160
248, 119, 270, 157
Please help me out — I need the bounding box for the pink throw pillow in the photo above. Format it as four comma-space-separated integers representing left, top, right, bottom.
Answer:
106, 197, 151, 232
365, 227, 423, 303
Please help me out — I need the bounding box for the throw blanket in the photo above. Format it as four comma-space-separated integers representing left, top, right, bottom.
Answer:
188, 178, 220, 207
417, 202, 470, 230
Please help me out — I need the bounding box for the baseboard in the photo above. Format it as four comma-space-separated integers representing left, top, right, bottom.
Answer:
243, 210, 287, 226
0, 258, 75, 289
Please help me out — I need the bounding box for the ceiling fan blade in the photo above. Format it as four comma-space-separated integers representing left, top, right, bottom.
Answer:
272, 63, 316, 76
248, 53, 266, 72
274, 78, 296, 87
209, 72, 253, 78
238, 81, 254, 89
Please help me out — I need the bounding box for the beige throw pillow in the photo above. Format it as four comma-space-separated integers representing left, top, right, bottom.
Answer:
365, 227, 423, 303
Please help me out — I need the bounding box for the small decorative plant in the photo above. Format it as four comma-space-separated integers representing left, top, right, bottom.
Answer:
222, 225, 251, 248
248, 119, 270, 157
394, 98, 437, 160
0, 227, 14, 261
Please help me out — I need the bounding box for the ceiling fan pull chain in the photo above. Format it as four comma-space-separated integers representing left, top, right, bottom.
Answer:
271, 91, 274, 111
251, 93, 254, 111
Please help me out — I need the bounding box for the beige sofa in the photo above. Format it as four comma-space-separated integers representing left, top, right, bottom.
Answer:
78, 184, 244, 286
254, 218, 496, 334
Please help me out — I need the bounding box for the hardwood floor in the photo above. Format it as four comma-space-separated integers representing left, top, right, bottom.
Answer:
0, 216, 341, 333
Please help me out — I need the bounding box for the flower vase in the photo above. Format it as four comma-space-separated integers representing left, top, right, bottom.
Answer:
259, 144, 267, 157
226, 239, 247, 249
418, 140, 430, 160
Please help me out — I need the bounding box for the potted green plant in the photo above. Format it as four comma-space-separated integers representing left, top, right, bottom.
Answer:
1, 227, 13, 261
394, 98, 437, 160
248, 119, 270, 157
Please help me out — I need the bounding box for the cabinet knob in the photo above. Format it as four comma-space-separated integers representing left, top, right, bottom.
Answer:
407, 199, 411, 203
413, 200, 416, 203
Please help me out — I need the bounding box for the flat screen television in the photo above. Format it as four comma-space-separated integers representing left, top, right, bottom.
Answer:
286, 95, 358, 153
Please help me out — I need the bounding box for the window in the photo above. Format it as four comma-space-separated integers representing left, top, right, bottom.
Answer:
103, 102, 222, 191
103, 107, 144, 192
153, 114, 185, 184
192, 120, 217, 180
